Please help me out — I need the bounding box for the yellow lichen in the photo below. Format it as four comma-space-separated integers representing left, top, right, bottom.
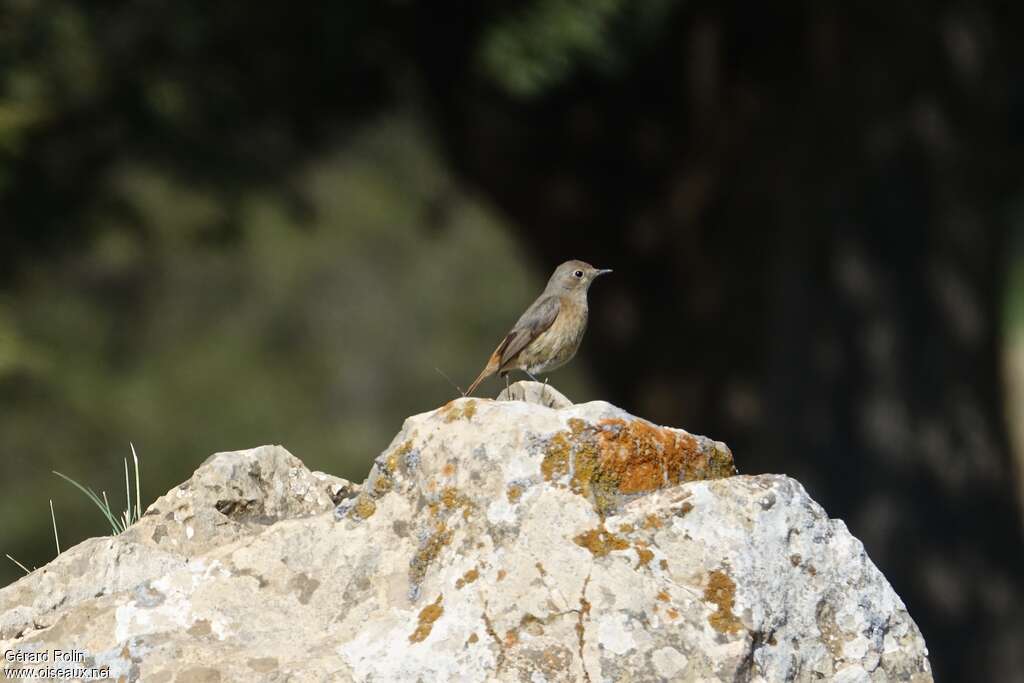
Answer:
409, 525, 453, 586
573, 526, 630, 557
541, 432, 571, 481
409, 594, 444, 643
704, 570, 743, 634
440, 399, 477, 423
386, 439, 413, 472
440, 487, 460, 508
353, 495, 376, 520
635, 545, 654, 568
467, 632, 479, 644
567, 417, 588, 435
373, 474, 393, 495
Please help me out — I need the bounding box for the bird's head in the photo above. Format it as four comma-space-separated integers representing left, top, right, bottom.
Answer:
545, 260, 613, 294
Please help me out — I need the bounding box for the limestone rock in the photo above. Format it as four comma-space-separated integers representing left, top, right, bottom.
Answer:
0, 392, 931, 682
496, 380, 573, 408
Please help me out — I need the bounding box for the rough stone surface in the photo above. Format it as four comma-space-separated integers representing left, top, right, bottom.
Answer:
496, 381, 573, 408
0, 383, 931, 682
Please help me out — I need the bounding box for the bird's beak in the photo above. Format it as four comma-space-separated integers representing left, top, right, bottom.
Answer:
595, 269, 613, 277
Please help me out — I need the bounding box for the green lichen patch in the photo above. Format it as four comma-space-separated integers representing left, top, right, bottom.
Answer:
573, 526, 630, 557
704, 570, 743, 634
409, 594, 444, 643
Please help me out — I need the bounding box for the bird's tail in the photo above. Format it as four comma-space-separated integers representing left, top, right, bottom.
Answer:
464, 367, 491, 397
465, 352, 500, 396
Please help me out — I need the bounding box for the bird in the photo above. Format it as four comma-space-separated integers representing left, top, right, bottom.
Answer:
465, 260, 612, 396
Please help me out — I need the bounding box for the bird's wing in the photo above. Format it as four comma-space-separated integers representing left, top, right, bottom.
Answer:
497, 295, 561, 368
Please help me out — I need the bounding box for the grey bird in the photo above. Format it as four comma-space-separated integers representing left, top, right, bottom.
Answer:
465, 260, 612, 396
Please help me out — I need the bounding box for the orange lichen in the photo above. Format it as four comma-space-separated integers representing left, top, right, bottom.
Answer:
573, 526, 630, 557
497, 569, 507, 582
442, 463, 456, 477
597, 419, 719, 493
635, 545, 654, 568
540, 417, 735, 516
506, 484, 523, 503
618, 523, 635, 533
666, 608, 680, 620
642, 514, 664, 530
467, 632, 479, 644
504, 629, 519, 647
455, 567, 480, 589
704, 570, 743, 634
656, 591, 670, 602
409, 595, 444, 643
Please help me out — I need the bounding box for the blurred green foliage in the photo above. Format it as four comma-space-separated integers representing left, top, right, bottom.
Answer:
0, 0, 639, 586
479, 0, 676, 97
0, 118, 594, 582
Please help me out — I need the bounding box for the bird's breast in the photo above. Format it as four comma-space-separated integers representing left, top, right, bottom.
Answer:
517, 298, 588, 373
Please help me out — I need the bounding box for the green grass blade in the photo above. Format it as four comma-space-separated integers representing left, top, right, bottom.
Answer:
53, 471, 121, 534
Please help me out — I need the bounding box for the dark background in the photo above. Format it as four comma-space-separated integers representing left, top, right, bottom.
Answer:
3, 2, 1023, 680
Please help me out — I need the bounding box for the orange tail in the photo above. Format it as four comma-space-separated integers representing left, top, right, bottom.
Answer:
465, 352, 500, 396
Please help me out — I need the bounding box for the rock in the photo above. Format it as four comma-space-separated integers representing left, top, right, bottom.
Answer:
496, 380, 573, 408
0, 395, 931, 682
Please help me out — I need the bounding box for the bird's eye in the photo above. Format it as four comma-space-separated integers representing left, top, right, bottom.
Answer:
573, 270, 584, 278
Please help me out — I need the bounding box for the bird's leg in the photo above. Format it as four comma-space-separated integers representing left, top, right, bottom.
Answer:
525, 370, 540, 382
504, 372, 510, 394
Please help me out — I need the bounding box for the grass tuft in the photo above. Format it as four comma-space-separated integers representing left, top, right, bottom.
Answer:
52, 443, 145, 536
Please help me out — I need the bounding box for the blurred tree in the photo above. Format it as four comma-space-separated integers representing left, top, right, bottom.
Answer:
2, 0, 1024, 679
415, 2, 1024, 680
